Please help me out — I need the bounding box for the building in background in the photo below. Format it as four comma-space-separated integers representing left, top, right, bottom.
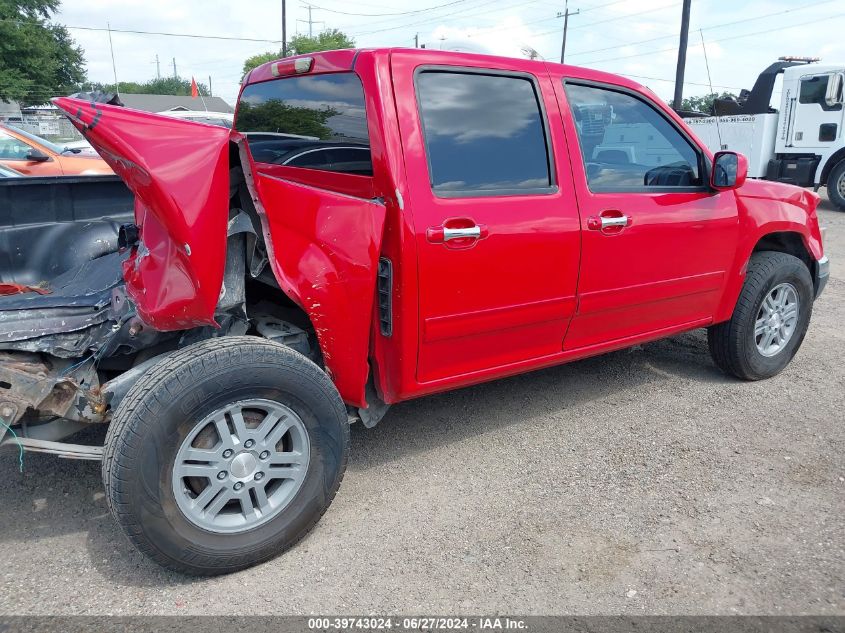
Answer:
118, 94, 234, 113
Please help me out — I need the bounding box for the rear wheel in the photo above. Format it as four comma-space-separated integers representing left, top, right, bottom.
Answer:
828, 159, 845, 211
102, 336, 349, 575
708, 251, 813, 380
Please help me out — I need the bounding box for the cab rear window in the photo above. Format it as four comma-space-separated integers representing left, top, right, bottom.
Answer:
237, 73, 372, 176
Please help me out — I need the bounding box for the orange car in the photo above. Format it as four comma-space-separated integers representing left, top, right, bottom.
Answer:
0, 124, 112, 176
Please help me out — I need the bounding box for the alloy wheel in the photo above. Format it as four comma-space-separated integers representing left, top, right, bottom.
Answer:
754, 282, 800, 357
172, 398, 310, 533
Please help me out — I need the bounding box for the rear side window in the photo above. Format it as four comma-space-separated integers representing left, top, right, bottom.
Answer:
416, 71, 552, 196
565, 82, 703, 191
237, 73, 372, 176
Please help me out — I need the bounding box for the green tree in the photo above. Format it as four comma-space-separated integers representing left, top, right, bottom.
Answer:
0, 0, 86, 105
236, 100, 337, 139
86, 76, 209, 97
242, 29, 355, 75
669, 91, 738, 114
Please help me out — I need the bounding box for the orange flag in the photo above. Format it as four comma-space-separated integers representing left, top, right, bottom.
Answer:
191, 77, 198, 98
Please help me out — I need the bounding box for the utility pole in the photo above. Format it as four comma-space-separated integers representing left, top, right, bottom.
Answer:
154, 54, 161, 79
208, 75, 213, 96
172, 57, 177, 79
414, 33, 419, 48
282, 0, 287, 57
673, 0, 692, 110
558, 1, 580, 64
298, 5, 323, 38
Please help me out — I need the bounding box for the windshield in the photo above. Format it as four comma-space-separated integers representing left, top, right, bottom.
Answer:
4, 125, 66, 154
236, 72, 371, 176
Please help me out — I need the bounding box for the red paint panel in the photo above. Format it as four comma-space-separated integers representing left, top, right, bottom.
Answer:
252, 169, 386, 406
578, 271, 724, 315
413, 316, 712, 401
714, 180, 824, 322
255, 163, 374, 200
244, 49, 358, 86
418, 320, 570, 381
567, 291, 720, 349
423, 297, 576, 343
53, 97, 231, 330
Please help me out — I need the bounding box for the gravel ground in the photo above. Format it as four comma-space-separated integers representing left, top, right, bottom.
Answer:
0, 194, 843, 616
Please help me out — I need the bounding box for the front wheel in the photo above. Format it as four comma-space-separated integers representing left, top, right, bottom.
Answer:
708, 251, 813, 380
828, 159, 845, 211
102, 336, 349, 575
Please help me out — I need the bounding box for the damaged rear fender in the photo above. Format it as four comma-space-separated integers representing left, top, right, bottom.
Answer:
236, 138, 386, 407
53, 97, 231, 330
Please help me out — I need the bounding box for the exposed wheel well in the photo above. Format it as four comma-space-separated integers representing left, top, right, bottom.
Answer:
225, 140, 319, 361
819, 149, 845, 186
752, 231, 814, 279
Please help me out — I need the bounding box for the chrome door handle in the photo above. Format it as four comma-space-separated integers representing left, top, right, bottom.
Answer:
443, 226, 481, 241
426, 221, 489, 245
587, 214, 632, 231
600, 215, 629, 228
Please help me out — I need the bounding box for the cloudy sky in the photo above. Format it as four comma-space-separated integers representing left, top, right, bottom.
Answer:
56, 0, 845, 108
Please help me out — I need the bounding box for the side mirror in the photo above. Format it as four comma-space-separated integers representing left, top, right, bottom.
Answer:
25, 149, 50, 162
710, 151, 747, 191
825, 73, 844, 107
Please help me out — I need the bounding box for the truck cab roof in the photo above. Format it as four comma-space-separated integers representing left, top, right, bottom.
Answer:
241, 46, 652, 96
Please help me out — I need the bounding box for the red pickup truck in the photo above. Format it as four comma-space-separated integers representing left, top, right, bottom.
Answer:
0, 48, 829, 575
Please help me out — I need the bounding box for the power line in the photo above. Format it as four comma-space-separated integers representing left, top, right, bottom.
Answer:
350, 0, 535, 36
530, 0, 683, 38
304, 0, 471, 17
472, 0, 682, 40
0, 18, 283, 43
623, 73, 742, 91
577, 10, 845, 66
424, 0, 617, 41
566, 0, 837, 58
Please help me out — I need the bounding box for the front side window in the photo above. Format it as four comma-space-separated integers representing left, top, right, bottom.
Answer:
237, 73, 371, 176
416, 71, 552, 195
564, 83, 702, 191
0, 131, 34, 160
799, 75, 842, 111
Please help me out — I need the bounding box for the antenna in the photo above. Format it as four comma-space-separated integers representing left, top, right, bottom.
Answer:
107, 22, 120, 96
198, 89, 208, 113
699, 29, 723, 150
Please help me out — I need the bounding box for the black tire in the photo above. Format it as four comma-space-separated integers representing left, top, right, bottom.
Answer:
708, 251, 813, 380
102, 336, 349, 575
828, 159, 845, 211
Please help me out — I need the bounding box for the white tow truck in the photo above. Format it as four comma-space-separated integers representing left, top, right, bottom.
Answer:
683, 57, 845, 210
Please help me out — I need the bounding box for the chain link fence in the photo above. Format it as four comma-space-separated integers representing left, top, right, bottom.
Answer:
6, 115, 84, 143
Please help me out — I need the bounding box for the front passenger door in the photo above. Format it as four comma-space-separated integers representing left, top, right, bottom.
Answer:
557, 79, 739, 349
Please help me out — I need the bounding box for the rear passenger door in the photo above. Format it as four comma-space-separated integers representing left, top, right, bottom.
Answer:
391, 52, 581, 383
555, 78, 739, 349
